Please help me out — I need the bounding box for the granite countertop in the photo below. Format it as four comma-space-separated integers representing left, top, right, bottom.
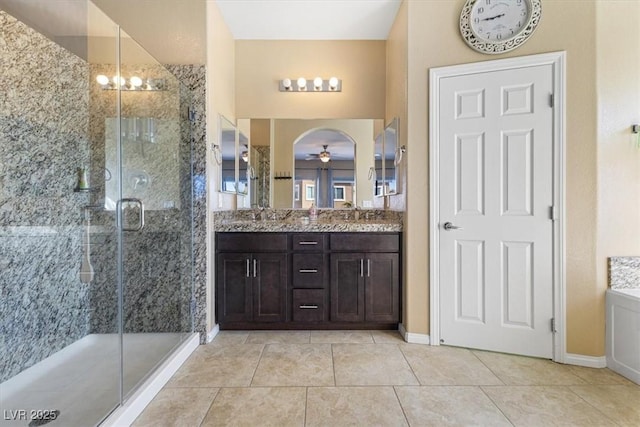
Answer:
214, 219, 403, 233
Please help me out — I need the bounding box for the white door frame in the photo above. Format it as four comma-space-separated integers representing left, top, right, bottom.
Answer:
428, 52, 566, 363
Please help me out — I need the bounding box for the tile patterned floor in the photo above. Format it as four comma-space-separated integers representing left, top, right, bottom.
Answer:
133, 331, 640, 427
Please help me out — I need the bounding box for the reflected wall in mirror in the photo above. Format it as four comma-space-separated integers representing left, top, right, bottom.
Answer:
294, 129, 356, 209
373, 118, 400, 197
219, 116, 236, 193
238, 131, 249, 195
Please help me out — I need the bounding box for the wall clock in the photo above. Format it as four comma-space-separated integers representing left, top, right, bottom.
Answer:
460, 0, 542, 54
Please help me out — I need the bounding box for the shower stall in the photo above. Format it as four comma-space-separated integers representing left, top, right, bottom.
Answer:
0, 2, 198, 425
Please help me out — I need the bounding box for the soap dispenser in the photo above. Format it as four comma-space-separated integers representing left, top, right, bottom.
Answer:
309, 203, 318, 222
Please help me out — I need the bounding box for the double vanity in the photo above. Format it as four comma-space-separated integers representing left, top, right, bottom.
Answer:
215, 212, 402, 330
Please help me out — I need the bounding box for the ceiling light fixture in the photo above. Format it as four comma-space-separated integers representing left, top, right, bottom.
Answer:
319, 145, 331, 163
279, 77, 342, 92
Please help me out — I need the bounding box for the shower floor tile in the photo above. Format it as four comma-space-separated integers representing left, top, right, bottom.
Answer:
0, 333, 184, 427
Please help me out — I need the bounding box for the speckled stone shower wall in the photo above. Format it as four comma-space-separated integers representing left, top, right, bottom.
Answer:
0, 11, 92, 382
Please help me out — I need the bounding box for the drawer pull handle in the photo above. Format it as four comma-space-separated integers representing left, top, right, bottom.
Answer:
299, 305, 319, 309
298, 241, 318, 245
299, 269, 318, 273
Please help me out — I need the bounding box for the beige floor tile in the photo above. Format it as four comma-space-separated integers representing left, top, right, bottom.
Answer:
395, 386, 512, 426
306, 386, 408, 427
309, 330, 374, 343
472, 350, 587, 385
209, 331, 249, 345
132, 387, 218, 427
251, 344, 335, 386
333, 344, 419, 386
371, 330, 405, 343
201, 387, 305, 427
166, 344, 264, 388
401, 345, 503, 385
245, 330, 311, 344
482, 385, 616, 426
567, 366, 635, 385
570, 385, 640, 426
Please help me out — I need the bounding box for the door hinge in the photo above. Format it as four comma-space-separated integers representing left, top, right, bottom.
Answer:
550, 317, 556, 333
549, 206, 557, 221
549, 93, 554, 108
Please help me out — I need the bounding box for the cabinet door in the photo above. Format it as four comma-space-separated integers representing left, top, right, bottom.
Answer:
253, 253, 287, 322
331, 253, 364, 322
365, 253, 399, 322
217, 253, 252, 323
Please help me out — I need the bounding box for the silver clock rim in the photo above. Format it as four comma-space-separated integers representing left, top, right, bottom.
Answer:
459, 0, 542, 55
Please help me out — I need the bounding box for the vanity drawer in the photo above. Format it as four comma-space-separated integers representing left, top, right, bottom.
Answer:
292, 289, 326, 322
330, 233, 400, 252
292, 254, 326, 288
292, 233, 326, 251
217, 232, 288, 252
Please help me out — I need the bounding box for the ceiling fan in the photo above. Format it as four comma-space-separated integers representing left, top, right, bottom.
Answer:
305, 144, 331, 162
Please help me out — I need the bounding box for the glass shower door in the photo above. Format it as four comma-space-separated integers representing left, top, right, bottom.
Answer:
115, 28, 194, 400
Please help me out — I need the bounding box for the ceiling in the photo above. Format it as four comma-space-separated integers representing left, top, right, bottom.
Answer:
216, 0, 402, 40
0, 0, 401, 64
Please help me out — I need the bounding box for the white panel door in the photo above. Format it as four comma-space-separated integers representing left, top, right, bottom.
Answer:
439, 64, 554, 358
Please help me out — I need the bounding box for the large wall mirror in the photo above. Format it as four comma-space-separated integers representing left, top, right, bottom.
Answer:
226, 118, 383, 210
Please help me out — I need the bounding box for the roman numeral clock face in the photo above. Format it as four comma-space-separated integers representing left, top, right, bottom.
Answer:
460, 0, 542, 54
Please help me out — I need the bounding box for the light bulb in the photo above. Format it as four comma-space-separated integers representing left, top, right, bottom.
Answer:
297, 77, 307, 91
329, 77, 339, 90
130, 76, 143, 87
282, 78, 292, 90
313, 77, 323, 91
96, 74, 109, 85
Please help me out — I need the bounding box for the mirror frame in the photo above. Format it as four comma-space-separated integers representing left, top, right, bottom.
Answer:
373, 117, 400, 197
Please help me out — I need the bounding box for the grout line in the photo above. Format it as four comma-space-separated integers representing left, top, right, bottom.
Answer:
248, 343, 267, 387
397, 343, 422, 385
330, 344, 337, 387
478, 385, 516, 427
392, 386, 412, 426
303, 387, 308, 427
565, 385, 622, 425
469, 349, 507, 385
198, 387, 221, 427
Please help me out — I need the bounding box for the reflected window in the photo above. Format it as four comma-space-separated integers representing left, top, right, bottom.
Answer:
305, 184, 315, 201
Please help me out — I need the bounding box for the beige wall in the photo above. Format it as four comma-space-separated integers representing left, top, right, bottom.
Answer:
595, 0, 640, 349
206, 0, 235, 333
402, 0, 640, 357
235, 40, 386, 119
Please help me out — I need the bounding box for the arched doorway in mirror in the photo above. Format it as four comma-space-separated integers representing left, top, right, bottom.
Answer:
293, 129, 356, 209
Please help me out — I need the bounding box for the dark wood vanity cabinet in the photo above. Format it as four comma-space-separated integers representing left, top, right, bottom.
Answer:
330, 234, 400, 323
216, 234, 287, 324
216, 232, 400, 329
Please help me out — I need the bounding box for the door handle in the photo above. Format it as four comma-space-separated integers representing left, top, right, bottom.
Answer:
117, 198, 145, 231
360, 259, 364, 277
253, 259, 257, 278
443, 222, 463, 231
367, 259, 371, 277
246, 259, 250, 277
299, 269, 318, 273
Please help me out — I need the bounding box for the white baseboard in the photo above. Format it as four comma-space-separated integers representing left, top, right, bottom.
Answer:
206, 324, 220, 343
102, 333, 199, 427
564, 353, 607, 368
399, 323, 431, 345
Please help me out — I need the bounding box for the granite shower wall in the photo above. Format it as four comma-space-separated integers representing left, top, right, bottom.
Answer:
0, 11, 92, 381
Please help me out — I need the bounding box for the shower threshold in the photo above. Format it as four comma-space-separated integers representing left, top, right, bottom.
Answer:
0, 333, 199, 427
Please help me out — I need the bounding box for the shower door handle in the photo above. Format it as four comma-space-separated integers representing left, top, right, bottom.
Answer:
117, 198, 145, 231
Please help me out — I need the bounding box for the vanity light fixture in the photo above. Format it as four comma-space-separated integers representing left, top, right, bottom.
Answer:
96, 74, 166, 91
279, 77, 342, 92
